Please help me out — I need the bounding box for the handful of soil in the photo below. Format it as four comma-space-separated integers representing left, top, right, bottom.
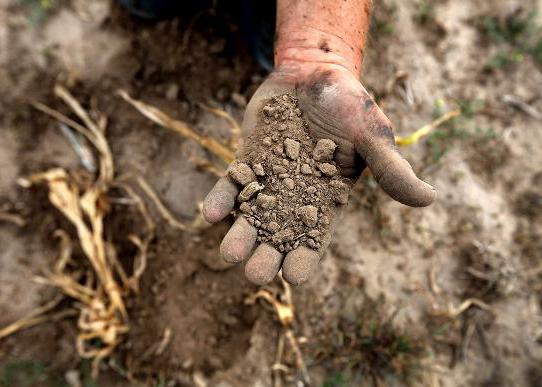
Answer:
227, 94, 351, 253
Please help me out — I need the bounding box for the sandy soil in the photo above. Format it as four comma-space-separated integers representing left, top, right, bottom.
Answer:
0, 0, 541, 386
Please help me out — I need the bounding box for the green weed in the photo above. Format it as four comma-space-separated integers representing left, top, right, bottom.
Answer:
426, 99, 495, 163
370, 1, 397, 38
481, 10, 542, 68
320, 293, 428, 386
414, 0, 435, 26
323, 372, 348, 387
0, 361, 66, 387
0, 360, 97, 387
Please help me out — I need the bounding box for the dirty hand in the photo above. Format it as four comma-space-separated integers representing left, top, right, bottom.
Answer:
202, 63, 436, 285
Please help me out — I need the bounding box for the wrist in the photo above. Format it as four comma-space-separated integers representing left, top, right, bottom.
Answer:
274, 27, 364, 79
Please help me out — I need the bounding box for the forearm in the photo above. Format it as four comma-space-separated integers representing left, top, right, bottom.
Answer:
275, 0, 372, 78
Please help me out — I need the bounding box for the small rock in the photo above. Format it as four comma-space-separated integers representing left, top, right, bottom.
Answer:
278, 123, 287, 131
262, 137, 272, 146
307, 230, 321, 239
283, 178, 295, 189
298, 181, 307, 188
252, 163, 265, 176
273, 165, 288, 175
273, 145, 284, 156
256, 193, 277, 209
298, 205, 318, 227
284, 138, 301, 160
306, 186, 317, 195
301, 164, 312, 174
263, 105, 274, 116
319, 215, 330, 226
278, 173, 290, 179
282, 159, 289, 166
268, 221, 280, 233
228, 162, 256, 185
313, 139, 337, 162
306, 238, 317, 249
254, 220, 262, 227
318, 163, 338, 176
331, 180, 350, 204
239, 202, 252, 214
273, 228, 294, 244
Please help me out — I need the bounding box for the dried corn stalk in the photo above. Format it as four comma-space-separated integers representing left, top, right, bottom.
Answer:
246, 275, 310, 386
8, 85, 154, 377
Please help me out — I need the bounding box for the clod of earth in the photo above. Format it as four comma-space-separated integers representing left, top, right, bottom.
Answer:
230, 94, 352, 253
228, 161, 256, 185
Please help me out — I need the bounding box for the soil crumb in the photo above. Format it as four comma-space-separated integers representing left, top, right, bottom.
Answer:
228, 94, 351, 253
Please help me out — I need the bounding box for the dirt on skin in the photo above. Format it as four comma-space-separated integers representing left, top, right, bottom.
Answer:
228, 94, 351, 253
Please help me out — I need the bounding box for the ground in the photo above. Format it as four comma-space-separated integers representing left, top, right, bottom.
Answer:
1, 0, 542, 386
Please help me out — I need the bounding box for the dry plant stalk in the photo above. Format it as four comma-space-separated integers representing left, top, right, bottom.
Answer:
4, 85, 153, 377
246, 275, 310, 386
117, 90, 235, 164
395, 109, 461, 146
0, 210, 26, 227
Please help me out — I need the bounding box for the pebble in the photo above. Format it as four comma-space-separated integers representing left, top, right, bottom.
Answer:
239, 202, 252, 214
319, 215, 330, 226
298, 205, 318, 227
306, 238, 317, 249
263, 105, 274, 115
313, 139, 337, 162
273, 145, 284, 156
283, 178, 295, 189
273, 228, 294, 243
268, 221, 280, 233
278, 123, 287, 131
318, 163, 337, 176
252, 163, 265, 176
273, 165, 288, 175
278, 173, 290, 179
284, 138, 301, 160
306, 186, 317, 195
301, 163, 312, 174
330, 180, 349, 204
262, 137, 272, 146
307, 230, 321, 239
228, 162, 256, 185
256, 193, 277, 209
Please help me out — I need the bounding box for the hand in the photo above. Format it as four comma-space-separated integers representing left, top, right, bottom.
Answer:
202, 63, 436, 285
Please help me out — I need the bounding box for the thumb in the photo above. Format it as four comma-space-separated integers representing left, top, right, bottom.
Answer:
355, 104, 436, 207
